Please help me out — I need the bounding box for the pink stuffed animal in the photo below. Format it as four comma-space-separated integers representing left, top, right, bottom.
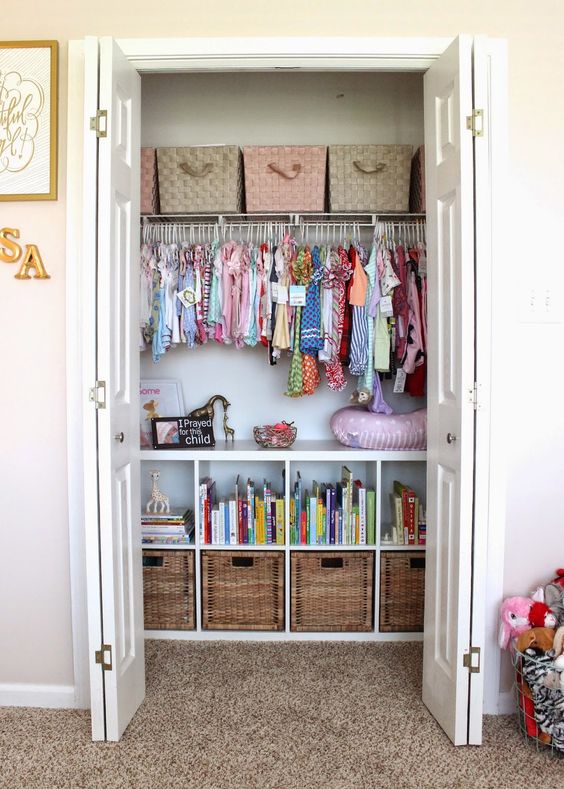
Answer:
498, 597, 537, 649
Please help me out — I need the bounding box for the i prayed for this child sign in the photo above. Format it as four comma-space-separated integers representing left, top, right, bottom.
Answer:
151, 416, 215, 449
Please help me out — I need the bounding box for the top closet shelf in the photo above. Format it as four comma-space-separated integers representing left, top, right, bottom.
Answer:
140, 441, 427, 462
141, 211, 426, 227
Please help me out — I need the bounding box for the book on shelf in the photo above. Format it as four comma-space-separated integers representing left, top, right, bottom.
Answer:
142, 534, 194, 546
391, 491, 404, 545
291, 466, 375, 546
391, 481, 425, 546
366, 489, 376, 546
141, 507, 191, 522
275, 497, 284, 545
199, 474, 285, 545
142, 508, 194, 538
418, 505, 427, 545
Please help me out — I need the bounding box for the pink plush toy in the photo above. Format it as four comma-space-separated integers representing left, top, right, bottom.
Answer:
498, 597, 537, 649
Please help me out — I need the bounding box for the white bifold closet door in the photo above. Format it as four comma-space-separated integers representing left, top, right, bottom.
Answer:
84, 36, 144, 742
422, 34, 488, 746
82, 34, 490, 744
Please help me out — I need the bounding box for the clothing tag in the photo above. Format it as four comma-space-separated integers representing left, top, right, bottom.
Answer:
289, 285, 306, 306
271, 282, 279, 302
393, 368, 407, 393
380, 295, 394, 317
276, 285, 288, 304
176, 287, 199, 309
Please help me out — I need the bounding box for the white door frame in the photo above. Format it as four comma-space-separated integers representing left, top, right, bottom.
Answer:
66, 34, 507, 720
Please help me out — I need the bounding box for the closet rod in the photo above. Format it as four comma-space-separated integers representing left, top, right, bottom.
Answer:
141, 212, 426, 227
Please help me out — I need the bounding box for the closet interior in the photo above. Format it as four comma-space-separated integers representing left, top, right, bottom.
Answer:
139, 69, 428, 640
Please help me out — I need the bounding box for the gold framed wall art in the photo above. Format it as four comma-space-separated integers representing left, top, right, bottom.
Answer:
0, 41, 58, 201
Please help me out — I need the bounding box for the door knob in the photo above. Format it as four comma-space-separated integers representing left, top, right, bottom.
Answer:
446, 432, 457, 444
114, 432, 124, 443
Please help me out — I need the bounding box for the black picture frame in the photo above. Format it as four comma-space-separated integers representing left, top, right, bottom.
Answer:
151, 416, 215, 449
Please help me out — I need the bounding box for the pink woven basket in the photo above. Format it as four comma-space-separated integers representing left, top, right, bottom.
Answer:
243, 146, 327, 212
141, 148, 160, 214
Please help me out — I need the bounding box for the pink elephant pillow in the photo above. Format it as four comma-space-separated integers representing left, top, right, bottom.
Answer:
330, 407, 427, 451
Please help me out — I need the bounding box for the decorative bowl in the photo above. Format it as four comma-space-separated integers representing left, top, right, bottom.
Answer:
253, 421, 297, 449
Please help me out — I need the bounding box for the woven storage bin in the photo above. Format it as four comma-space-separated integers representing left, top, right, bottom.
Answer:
409, 145, 426, 213
140, 147, 160, 214
142, 550, 195, 630
291, 551, 374, 632
157, 145, 244, 213
379, 551, 425, 632
243, 146, 327, 212
202, 550, 284, 631
328, 144, 412, 212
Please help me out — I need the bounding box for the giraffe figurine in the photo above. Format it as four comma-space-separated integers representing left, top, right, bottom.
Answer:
146, 469, 170, 514
223, 411, 235, 442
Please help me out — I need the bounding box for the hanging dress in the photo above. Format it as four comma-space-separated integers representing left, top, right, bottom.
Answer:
300, 245, 324, 395
324, 246, 352, 392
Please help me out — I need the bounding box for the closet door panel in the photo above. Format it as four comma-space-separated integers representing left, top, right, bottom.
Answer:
422, 34, 477, 747
96, 36, 143, 742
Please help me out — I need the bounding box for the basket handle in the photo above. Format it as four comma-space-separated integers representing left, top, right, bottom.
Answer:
143, 555, 164, 567
410, 557, 425, 569
267, 162, 302, 180
353, 161, 387, 175
232, 556, 254, 568
179, 162, 214, 178
321, 557, 344, 569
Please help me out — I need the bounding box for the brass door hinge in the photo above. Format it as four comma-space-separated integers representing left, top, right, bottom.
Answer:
90, 109, 108, 138
466, 109, 484, 137
95, 644, 112, 671
463, 646, 481, 673
88, 380, 107, 409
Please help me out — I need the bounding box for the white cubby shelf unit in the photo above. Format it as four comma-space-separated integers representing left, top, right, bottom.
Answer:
140, 441, 426, 641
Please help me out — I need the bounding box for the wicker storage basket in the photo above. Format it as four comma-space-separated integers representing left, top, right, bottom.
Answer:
142, 549, 195, 630
409, 145, 426, 213
243, 146, 327, 212
379, 551, 425, 632
157, 145, 244, 213
140, 147, 160, 214
201, 550, 284, 631
291, 551, 374, 632
328, 144, 412, 212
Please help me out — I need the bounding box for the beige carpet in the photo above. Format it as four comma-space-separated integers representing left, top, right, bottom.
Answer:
0, 641, 562, 789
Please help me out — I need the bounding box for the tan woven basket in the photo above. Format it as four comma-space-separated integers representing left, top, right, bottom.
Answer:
142, 549, 195, 630
201, 550, 284, 631
409, 145, 426, 213
379, 551, 425, 632
157, 145, 244, 213
140, 147, 160, 214
328, 144, 412, 212
291, 551, 374, 632
243, 146, 327, 212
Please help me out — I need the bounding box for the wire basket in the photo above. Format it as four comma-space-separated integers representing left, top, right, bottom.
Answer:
253, 422, 297, 449
512, 648, 564, 755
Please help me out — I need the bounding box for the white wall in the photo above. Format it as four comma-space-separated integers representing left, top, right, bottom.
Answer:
2, 1, 564, 709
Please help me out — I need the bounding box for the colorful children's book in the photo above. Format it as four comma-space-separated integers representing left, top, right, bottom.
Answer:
276, 497, 284, 544
366, 488, 376, 545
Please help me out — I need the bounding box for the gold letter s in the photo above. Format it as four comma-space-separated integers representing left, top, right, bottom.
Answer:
0, 228, 22, 263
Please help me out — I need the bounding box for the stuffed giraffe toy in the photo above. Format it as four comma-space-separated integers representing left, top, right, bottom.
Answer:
146, 469, 170, 513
